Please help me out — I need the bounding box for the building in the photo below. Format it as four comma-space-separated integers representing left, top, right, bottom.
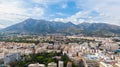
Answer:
114, 62, 120, 67
58, 61, 64, 67
48, 62, 57, 67
4, 52, 21, 65
67, 61, 72, 67
28, 63, 45, 67
0, 53, 4, 60
99, 62, 113, 67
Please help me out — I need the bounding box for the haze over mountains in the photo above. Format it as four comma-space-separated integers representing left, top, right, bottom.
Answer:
1, 18, 120, 36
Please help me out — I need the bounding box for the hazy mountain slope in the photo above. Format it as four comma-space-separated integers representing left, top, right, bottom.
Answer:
2, 18, 77, 34
2, 18, 120, 36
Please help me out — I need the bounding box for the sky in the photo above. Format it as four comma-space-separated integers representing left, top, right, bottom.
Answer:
0, 0, 120, 28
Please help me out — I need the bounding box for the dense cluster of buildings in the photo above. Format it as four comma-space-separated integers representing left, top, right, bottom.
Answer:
63, 36, 120, 67
0, 42, 35, 66
0, 35, 120, 67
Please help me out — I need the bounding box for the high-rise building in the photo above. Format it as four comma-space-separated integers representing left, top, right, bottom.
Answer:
59, 61, 64, 67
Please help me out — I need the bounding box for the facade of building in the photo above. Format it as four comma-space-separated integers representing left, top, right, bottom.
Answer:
4, 52, 21, 65
114, 63, 120, 67
28, 63, 45, 67
67, 61, 72, 67
99, 62, 113, 67
48, 62, 57, 67
58, 61, 64, 67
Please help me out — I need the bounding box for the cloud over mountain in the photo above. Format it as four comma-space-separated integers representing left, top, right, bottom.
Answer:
0, 0, 120, 27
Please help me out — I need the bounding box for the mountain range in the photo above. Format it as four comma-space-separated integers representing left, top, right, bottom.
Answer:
1, 18, 120, 36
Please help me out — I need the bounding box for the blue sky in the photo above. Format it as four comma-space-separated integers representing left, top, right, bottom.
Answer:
0, 0, 120, 28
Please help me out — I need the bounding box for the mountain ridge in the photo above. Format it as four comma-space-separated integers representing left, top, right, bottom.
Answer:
1, 18, 120, 36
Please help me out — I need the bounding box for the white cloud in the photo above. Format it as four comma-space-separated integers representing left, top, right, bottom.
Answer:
54, 11, 93, 24
0, 1, 28, 26
28, 7, 44, 19
0, 24, 6, 28
62, 3, 67, 8
0, 0, 44, 27
56, 12, 66, 16
75, 0, 120, 25
0, 0, 120, 27
0, 4, 28, 18
32, 0, 73, 8
32, 0, 63, 7
32, 0, 68, 4
54, 0, 120, 26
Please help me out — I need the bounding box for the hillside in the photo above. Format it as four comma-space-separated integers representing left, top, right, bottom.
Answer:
2, 18, 120, 36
